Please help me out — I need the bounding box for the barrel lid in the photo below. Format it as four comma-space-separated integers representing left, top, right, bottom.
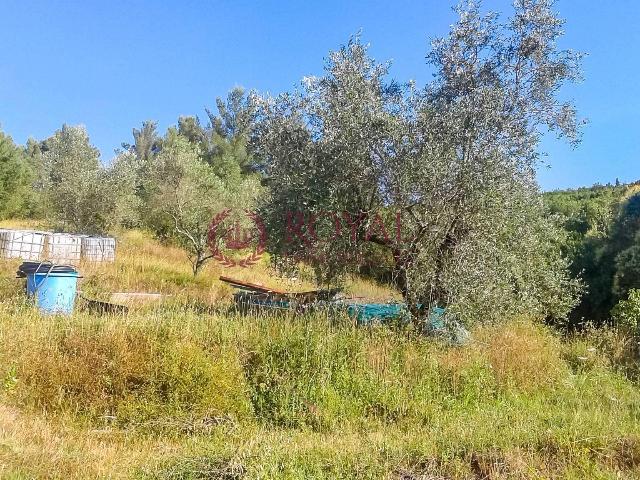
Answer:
17, 261, 78, 277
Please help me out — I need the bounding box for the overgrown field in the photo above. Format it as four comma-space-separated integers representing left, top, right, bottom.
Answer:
0, 230, 639, 479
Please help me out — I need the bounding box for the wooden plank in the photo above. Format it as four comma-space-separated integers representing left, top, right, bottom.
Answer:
219, 275, 288, 294
219, 276, 341, 302
110, 292, 166, 303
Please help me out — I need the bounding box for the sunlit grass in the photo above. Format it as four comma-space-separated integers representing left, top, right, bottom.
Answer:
0, 230, 639, 478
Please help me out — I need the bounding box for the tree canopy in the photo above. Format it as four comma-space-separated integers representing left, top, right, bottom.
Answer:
0, 130, 34, 219
254, 0, 584, 325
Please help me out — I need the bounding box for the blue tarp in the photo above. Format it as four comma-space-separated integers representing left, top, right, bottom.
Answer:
346, 303, 446, 327
346, 302, 406, 323
345, 303, 469, 345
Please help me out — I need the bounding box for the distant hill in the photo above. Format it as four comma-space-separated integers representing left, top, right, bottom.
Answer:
544, 182, 640, 236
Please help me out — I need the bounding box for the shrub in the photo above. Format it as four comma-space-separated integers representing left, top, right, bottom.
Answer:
612, 288, 640, 333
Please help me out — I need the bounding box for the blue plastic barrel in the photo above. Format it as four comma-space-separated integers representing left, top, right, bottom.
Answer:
26, 271, 79, 315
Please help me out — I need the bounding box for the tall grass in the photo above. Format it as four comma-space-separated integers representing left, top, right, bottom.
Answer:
1, 300, 639, 478
0, 230, 639, 478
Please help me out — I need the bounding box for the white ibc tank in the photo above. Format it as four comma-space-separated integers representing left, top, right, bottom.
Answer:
0, 230, 49, 260
45, 233, 83, 263
81, 236, 116, 262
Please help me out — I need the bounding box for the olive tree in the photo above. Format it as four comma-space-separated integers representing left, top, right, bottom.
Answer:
144, 131, 261, 275
144, 132, 223, 274
255, 0, 583, 325
35, 125, 139, 234
39, 125, 118, 233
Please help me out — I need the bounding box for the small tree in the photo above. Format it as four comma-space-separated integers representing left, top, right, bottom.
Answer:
144, 132, 222, 274
141, 90, 263, 274
144, 131, 265, 275
39, 125, 125, 234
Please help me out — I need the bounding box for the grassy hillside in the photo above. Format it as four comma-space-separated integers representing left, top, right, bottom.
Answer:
0, 229, 639, 479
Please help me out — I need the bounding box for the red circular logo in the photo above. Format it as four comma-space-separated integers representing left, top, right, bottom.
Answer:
207, 209, 267, 268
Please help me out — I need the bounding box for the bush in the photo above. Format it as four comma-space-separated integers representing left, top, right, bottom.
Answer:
612, 288, 640, 333
605, 290, 640, 378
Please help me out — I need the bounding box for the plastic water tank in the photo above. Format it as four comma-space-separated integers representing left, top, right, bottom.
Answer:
45, 233, 83, 263
0, 230, 49, 260
81, 236, 116, 262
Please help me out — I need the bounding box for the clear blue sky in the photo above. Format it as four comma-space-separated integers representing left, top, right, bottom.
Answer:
1, 0, 638, 190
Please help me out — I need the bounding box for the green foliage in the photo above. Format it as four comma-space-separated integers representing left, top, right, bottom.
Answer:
256, 0, 583, 325
131, 120, 162, 164
142, 127, 263, 274
38, 125, 102, 231
119, 88, 261, 274
243, 325, 408, 430
614, 243, 640, 299
238, 315, 578, 433
177, 87, 258, 179
611, 194, 640, 300
34, 125, 136, 233
545, 185, 640, 324
144, 132, 226, 274
0, 131, 35, 219
208, 133, 251, 184
612, 289, 640, 333
544, 184, 627, 238
106, 150, 143, 228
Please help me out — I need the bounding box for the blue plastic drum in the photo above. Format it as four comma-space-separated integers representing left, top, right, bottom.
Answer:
26, 271, 79, 315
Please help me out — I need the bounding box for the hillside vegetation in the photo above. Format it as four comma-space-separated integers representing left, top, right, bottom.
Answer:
0, 0, 590, 328
0, 231, 639, 479
544, 182, 640, 324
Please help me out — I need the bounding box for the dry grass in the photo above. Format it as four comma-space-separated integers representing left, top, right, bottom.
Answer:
436, 319, 568, 396
78, 230, 270, 304
345, 275, 402, 302
0, 403, 175, 479
0, 226, 396, 308
80, 230, 348, 306
3, 314, 252, 428
477, 319, 569, 391
0, 218, 51, 230
1, 304, 640, 478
